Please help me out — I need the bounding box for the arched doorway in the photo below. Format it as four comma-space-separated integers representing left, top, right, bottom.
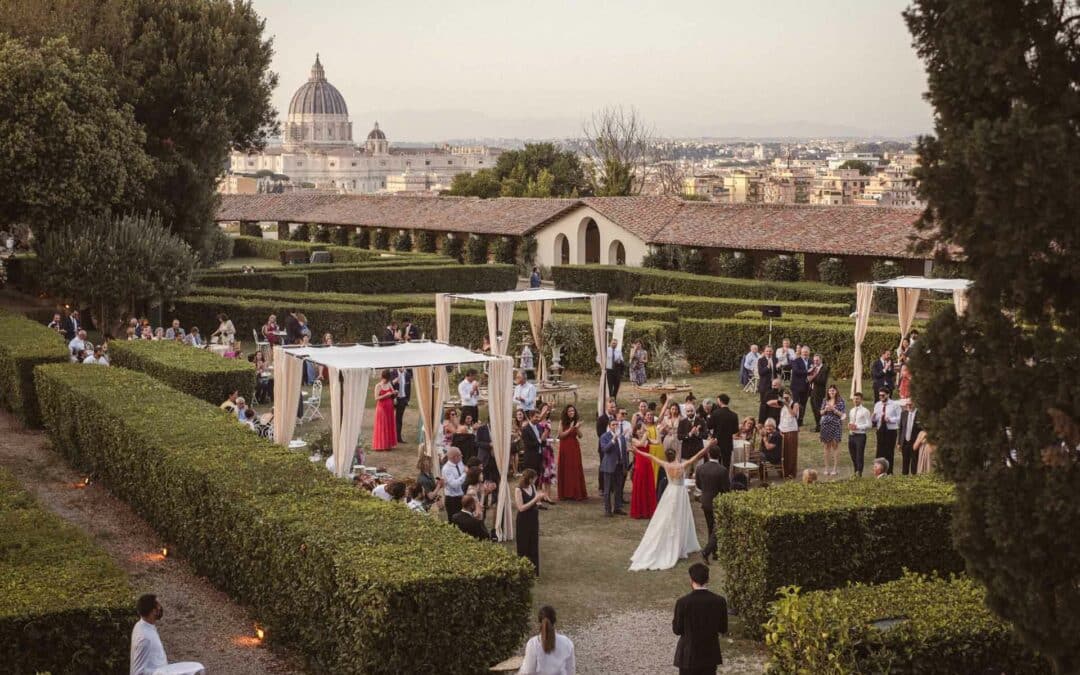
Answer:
554, 233, 570, 265
584, 220, 600, 263
608, 240, 626, 265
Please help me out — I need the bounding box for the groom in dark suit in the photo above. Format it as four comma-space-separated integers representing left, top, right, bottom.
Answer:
599, 418, 628, 516
673, 563, 728, 675
694, 445, 730, 562
391, 368, 412, 441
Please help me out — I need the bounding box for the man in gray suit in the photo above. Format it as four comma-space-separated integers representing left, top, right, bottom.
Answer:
599, 419, 628, 516
695, 444, 730, 562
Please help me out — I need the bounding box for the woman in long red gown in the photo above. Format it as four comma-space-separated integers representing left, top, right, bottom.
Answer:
630, 421, 657, 518
371, 370, 398, 451
556, 404, 588, 501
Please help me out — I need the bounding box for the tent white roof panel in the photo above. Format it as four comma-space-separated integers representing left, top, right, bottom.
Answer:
869, 276, 972, 292
283, 341, 498, 369
448, 289, 592, 303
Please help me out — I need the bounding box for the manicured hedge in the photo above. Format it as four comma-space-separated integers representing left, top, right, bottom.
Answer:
553, 265, 856, 304
730, 309, 923, 328
679, 318, 898, 378
0, 311, 69, 427
715, 477, 963, 638
197, 264, 517, 294
172, 296, 389, 346
765, 572, 1048, 674
549, 302, 679, 323
231, 235, 449, 263
0, 467, 134, 674
34, 365, 533, 673
633, 294, 851, 318
191, 286, 434, 311
109, 340, 256, 404
396, 307, 676, 371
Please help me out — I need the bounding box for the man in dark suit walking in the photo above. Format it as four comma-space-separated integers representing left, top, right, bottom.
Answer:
596, 398, 616, 492
695, 445, 730, 562
391, 368, 412, 442
790, 346, 813, 427
898, 401, 922, 475
707, 394, 740, 469
521, 410, 544, 474
808, 354, 830, 432
599, 418, 628, 516
673, 562, 728, 675
757, 346, 778, 423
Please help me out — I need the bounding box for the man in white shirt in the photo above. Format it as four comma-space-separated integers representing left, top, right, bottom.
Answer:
513, 371, 537, 412
458, 369, 480, 424
68, 329, 88, 363
164, 319, 185, 340
130, 594, 203, 675
871, 389, 902, 475
740, 344, 759, 386
441, 447, 468, 522
846, 391, 872, 477
605, 338, 624, 402
776, 338, 796, 382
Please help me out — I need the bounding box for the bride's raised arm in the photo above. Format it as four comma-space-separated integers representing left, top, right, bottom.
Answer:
635, 449, 665, 467
682, 447, 708, 468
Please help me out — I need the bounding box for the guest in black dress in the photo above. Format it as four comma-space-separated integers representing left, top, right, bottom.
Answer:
515, 469, 544, 576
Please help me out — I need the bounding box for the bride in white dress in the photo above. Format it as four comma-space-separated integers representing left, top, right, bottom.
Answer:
629, 446, 707, 571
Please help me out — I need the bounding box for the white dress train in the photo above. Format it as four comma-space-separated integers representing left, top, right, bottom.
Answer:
629, 477, 700, 571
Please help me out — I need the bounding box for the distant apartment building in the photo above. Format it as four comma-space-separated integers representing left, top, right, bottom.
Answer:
762, 170, 812, 204
853, 166, 924, 207
826, 152, 881, 171
811, 169, 871, 205
723, 170, 765, 203
682, 174, 730, 201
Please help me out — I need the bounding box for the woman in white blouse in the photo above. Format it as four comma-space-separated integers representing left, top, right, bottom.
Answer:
520, 605, 575, 675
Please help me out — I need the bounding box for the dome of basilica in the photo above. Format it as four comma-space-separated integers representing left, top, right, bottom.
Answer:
288, 54, 348, 117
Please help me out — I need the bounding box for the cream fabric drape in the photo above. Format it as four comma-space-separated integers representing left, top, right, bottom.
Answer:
590, 293, 609, 416
435, 293, 452, 420
414, 365, 445, 470
488, 356, 515, 541
526, 299, 552, 381
272, 347, 303, 446
953, 288, 970, 317
328, 367, 370, 478
850, 283, 875, 398
897, 287, 922, 348
484, 300, 515, 356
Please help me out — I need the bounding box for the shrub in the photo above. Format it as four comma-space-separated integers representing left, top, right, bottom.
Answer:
417, 230, 437, 253
192, 285, 432, 311
396, 307, 675, 371
0, 311, 69, 427
679, 317, 898, 377
520, 235, 537, 268
392, 230, 413, 252
715, 477, 963, 637
351, 228, 370, 249
203, 226, 236, 267
313, 225, 332, 243
553, 265, 855, 305
643, 244, 679, 270
172, 296, 389, 346
465, 234, 489, 264
34, 365, 533, 673
231, 236, 396, 263
730, 310, 920, 328
442, 234, 464, 262
239, 222, 263, 238
714, 251, 754, 278
290, 223, 311, 241
0, 467, 134, 674
492, 236, 517, 265
109, 340, 256, 404
332, 226, 350, 246
633, 294, 850, 318
817, 257, 849, 286
871, 259, 903, 313
373, 228, 390, 250
765, 572, 1048, 674
197, 264, 516, 295
759, 255, 802, 282
680, 248, 708, 275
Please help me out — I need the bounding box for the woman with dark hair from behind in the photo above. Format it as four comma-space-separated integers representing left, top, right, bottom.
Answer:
519, 605, 575, 675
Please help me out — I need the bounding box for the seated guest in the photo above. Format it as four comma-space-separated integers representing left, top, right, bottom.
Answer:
262, 314, 279, 345
759, 418, 783, 465
125, 326, 137, 340
802, 468, 818, 484
140, 325, 154, 340
450, 495, 490, 540
474, 419, 498, 486
153, 327, 165, 340
68, 329, 88, 363
407, 483, 427, 513
164, 319, 185, 340
83, 346, 107, 365
47, 313, 63, 333
241, 407, 257, 430
130, 594, 204, 675
224, 340, 242, 359
234, 397, 248, 421
254, 351, 273, 403
520, 605, 575, 675
372, 480, 406, 502
873, 457, 890, 479
185, 327, 204, 347
415, 455, 440, 507
220, 390, 239, 414
451, 424, 478, 463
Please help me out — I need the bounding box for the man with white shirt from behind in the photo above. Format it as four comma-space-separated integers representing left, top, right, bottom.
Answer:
846, 391, 872, 477
130, 593, 204, 675
740, 344, 760, 386
458, 369, 480, 425
513, 371, 537, 413
441, 447, 469, 523
871, 389, 903, 475
68, 329, 88, 363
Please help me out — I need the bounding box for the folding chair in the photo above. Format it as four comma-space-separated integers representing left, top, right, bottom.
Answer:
300, 380, 323, 424
252, 329, 270, 357
759, 434, 785, 483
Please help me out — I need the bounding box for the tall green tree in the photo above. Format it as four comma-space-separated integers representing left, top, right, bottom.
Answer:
446, 143, 589, 198
446, 169, 502, 198
905, 1, 1080, 672
837, 159, 875, 175
0, 0, 279, 260
0, 36, 152, 231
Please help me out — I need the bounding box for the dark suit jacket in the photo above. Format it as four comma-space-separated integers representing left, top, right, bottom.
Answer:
694, 460, 729, 508
451, 511, 489, 541
599, 430, 627, 473
596, 413, 612, 452
709, 407, 740, 457
871, 359, 895, 393
677, 415, 706, 459
61, 315, 78, 341
899, 410, 922, 448
673, 588, 728, 669
404, 324, 421, 341
757, 355, 778, 393
283, 314, 303, 344
791, 357, 812, 396
809, 364, 831, 400
521, 423, 543, 471
391, 368, 412, 402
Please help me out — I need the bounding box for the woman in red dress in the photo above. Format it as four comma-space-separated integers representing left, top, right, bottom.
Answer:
556, 405, 588, 501
371, 370, 398, 451
630, 421, 657, 518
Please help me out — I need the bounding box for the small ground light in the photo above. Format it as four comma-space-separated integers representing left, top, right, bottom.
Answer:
255, 624, 266, 641
161, 547, 168, 558
83, 476, 91, 486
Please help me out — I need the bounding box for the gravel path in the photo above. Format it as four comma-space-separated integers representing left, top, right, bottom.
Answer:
0, 410, 304, 674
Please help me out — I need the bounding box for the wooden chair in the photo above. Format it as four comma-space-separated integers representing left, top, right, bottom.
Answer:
758, 434, 785, 483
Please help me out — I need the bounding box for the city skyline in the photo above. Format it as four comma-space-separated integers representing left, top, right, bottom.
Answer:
256, 0, 933, 142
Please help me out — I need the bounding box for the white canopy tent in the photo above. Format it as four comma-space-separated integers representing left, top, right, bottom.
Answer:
272, 342, 519, 540
851, 276, 973, 397
437, 289, 611, 415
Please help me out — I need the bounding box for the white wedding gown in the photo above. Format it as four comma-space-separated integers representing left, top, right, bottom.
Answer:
629, 477, 700, 571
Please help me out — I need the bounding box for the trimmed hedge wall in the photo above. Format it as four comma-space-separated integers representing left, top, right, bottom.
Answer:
0, 311, 70, 427
396, 307, 676, 371
34, 365, 533, 673
715, 477, 963, 638
553, 265, 856, 304
680, 318, 898, 378
730, 309, 924, 329
197, 263, 517, 294
172, 296, 389, 346
633, 294, 851, 318
231, 235, 449, 263
0, 467, 134, 674
109, 340, 256, 404
765, 572, 1048, 674
193, 286, 433, 311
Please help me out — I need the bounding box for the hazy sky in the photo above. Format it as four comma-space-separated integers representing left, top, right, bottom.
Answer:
256, 0, 932, 141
